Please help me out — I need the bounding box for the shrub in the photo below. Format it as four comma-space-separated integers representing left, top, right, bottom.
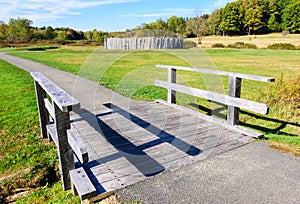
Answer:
211, 43, 225, 48
226, 42, 258, 49
53, 38, 67, 45
267, 43, 297, 50
184, 40, 197, 49
259, 76, 300, 122
26, 46, 58, 51
244, 43, 258, 49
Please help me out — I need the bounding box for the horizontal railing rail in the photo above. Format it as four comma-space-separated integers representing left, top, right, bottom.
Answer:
155, 65, 275, 138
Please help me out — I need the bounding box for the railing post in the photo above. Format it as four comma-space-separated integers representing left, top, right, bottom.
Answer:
227, 76, 242, 125
34, 81, 50, 138
53, 102, 74, 190
168, 68, 177, 104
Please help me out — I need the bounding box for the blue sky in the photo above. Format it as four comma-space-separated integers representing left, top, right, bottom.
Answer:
0, 0, 234, 31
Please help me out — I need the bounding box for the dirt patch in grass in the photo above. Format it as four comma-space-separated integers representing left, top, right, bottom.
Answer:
269, 142, 300, 157
93, 194, 118, 204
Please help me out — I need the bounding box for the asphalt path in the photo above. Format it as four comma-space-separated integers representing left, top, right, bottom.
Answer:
116, 142, 300, 204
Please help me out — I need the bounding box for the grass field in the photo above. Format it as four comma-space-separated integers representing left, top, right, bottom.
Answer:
0, 60, 80, 203
9, 47, 300, 142
196, 33, 300, 48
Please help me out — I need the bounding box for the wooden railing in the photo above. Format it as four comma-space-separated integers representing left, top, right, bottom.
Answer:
155, 65, 275, 138
31, 72, 91, 195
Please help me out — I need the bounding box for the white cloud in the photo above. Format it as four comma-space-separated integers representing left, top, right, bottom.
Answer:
0, 0, 139, 24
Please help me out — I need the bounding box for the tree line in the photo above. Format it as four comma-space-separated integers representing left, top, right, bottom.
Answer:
0, 0, 299, 47
137, 0, 300, 43
0, 18, 110, 45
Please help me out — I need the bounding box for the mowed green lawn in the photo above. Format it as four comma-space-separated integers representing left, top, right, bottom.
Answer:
9, 47, 300, 155
0, 60, 80, 203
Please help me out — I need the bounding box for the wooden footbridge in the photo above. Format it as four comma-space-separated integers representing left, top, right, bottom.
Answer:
31, 65, 274, 202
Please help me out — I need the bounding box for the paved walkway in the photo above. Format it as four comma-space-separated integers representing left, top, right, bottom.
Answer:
117, 141, 300, 203
1, 52, 300, 203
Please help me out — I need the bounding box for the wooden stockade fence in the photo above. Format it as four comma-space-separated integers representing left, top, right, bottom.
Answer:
31, 67, 274, 202
104, 37, 184, 50
155, 65, 275, 138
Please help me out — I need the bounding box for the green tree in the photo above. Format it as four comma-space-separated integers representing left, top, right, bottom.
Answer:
167, 16, 186, 35
56, 30, 67, 40
268, 14, 281, 32
218, 1, 245, 35
8, 18, 33, 41
267, 0, 281, 32
0, 21, 8, 40
282, 1, 300, 33
84, 31, 93, 40
208, 8, 222, 36
44, 26, 56, 39
244, 7, 264, 35
156, 18, 168, 30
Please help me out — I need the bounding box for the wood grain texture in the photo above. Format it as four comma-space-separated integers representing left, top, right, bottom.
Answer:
67, 129, 89, 164
31, 72, 80, 112
156, 64, 275, 82
44, 98, 54, 119
168, 68, 176, 104
34, 81, 49, 138
65, 100, 254, 201
70, 167, 97, 200
105, 37, 184, 50
46, 124, 58, 146
156, 99, 263, 138
155, 80, 269, 114
54, 103, 74, 190
227, 76, 242, 125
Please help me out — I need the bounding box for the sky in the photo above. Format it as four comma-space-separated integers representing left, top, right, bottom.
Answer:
0, 0, 235, 32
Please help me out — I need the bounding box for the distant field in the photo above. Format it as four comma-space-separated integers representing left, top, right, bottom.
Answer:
190, 33, 300, 48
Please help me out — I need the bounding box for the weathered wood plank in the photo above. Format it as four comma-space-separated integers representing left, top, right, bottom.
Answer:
155, 80, 269, 115
227, 76, 242, 125
44, 98, 55, 119
31, 72, 80, 112
46, 124, 58, 146
105, 37, 184, 50
34, 81, 50, 138
67, 129, 89, 164
168, 68, 176, 104
70, 167, 97, 200
53, 103, 74, 190
156, 99, 263, 138
156, 65, 275, 82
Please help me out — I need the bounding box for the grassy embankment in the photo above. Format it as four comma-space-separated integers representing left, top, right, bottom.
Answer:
0, 60, 80, 203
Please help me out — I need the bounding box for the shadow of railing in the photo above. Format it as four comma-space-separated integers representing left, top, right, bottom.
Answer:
73, 104, 202, 193
188, 102, 299, 137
